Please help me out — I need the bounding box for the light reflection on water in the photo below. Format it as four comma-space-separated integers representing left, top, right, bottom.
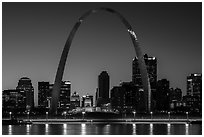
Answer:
45, 124, 49, 135
104, 124, 110, 135
2, 123, 201, 135
132, 123, 136, 135
8, 125, 12, 135
167, 123, 171, 135
149, 123, 153, 135
63, 124, 67, 135
81, 123, 86, 135
26, 125, 31, 135
185, 123, 189, 135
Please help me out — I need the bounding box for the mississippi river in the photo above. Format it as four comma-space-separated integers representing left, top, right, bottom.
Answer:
2, 123, 202, 135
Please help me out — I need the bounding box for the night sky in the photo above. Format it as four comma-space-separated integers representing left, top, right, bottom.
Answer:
2, 2, 202, 106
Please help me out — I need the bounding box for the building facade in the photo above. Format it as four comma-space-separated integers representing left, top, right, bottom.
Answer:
132, 54, 157, 90
187, 73, 202, 97
16, 77, 34, 110
96, 71, 110, 106
49, 81, 71, 110
70, 91, 80, 110
169, 88, 182, 102
110, 82, 143, 113
81, 94, 93, 107
132, 54, 157, 111
155, 79, 170, 112
185, 73, 202, 113
59, 81, 71, 109
2, 89, 22, 110
38, 81, 50, 108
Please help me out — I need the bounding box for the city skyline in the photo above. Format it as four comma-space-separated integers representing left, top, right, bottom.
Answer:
2, 2, 202, 106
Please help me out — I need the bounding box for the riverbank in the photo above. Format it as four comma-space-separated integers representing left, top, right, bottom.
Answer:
3, 118, 201, 125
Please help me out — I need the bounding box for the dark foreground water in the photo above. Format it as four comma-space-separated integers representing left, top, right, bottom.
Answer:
2, 123, 202, 135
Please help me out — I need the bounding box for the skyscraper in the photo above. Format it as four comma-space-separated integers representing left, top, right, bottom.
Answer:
59, 81, 71, 109
132, 54, 157, 90
185, 73, 202, 113
96, 71, 110, 106
38, 81, 50, 108
132, 54, 157, 111
16, 77, 34, 110
49, 81, 71, 110
156, 79, 170, 111
187, 73, 202, 97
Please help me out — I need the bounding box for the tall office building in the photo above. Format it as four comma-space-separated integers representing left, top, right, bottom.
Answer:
38, 82, 50, 108
16, 77, 34, 110
132, 54, 157, 111
59, 81, 71, 109
49, 81, 71, 110
185, 73, 202, 113
132, 54, 157, 90
156, 79, 170, 111
187, 73, 202, 97
96, 71, 110, 106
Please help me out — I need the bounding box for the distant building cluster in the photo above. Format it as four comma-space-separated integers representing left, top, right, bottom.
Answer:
3, 77, 34, 115
2, 54, 202, 116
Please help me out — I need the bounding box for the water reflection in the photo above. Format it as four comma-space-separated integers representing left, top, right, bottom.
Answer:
104, 124, 110, 135
150, 123, 153, 135
185, 123, 189, 135
8, 125, 12, 135
45, 124, 49, 135
167, 123, 171, 135
132, 123, 136, 135
2, 123, 201, 135
81, 123, 86, 135
26, 125, 31, 135
63, 124, 67, 135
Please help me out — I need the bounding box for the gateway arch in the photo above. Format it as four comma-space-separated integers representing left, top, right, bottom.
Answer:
50, 7, 151, 115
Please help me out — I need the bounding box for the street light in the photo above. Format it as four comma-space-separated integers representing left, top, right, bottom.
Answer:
133, 111, 136, 121
168, 112, 170, 122
9, 112, 12, 120
82, 111, 85, 120
27, 112, 30, 120
46, 112, 48, 121
186, 112, 189, 122
150, 112, 153, 120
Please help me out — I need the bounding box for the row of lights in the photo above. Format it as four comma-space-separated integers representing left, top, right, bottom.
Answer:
9, 111, 189, 121
132, 111, 189, 121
